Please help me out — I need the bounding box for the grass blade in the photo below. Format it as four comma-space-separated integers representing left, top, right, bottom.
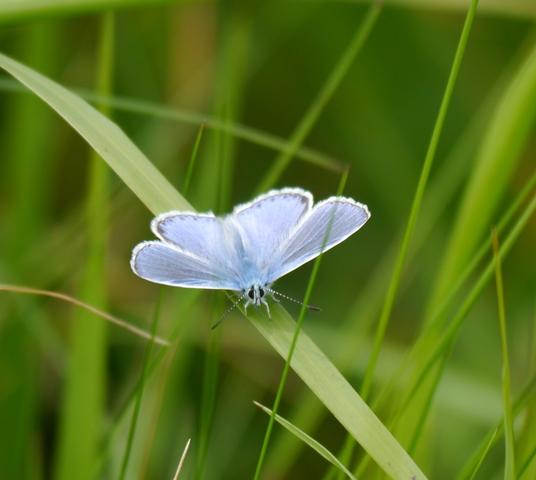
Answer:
492, 230, 515, 480
53, 15, 112, 480
360, 0, 480, 400
0, 76, 342, 174
172, 438, 191, 480
254, 401, 357, 480
350, 0, 535, 18
429, 38, 536, 314
0, 54, 186, 215
118, 291, 163, 480
256, 2, 381, 193
0, 50, 426, 480
456, 374, 536, 480
253, 170, 350, 479
0, 284, 169, 346
467, 429, 498, 480
0, 0, 177, 24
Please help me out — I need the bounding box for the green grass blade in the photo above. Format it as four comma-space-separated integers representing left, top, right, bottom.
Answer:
492, 230, 515, 480
0, 50, 427, 480
350, 0, 535, 17
516, 307, 536, 480
0, 0, 533, 24
256, 2, 381, 193
396, 193, 536, 435
53, 15, 113, 480
467, 429, 498, 480
360, 0, 480, 401
118, 291, 163, 480
253, 170, 349, 480
0, 53, 186, 215
0, 76, 342, 174
456, 374, 536, 480
387, 35, 536, 455
0, 22, 60, 479
254, 401, 357, 480
518, 444, 536, 480
264, 60, 509, 475
0, 0, 178, 24
182, 124, 204, 197
429, 38, 536, 315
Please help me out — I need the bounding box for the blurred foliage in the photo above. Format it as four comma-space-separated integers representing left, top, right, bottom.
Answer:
0, 1, 534, 479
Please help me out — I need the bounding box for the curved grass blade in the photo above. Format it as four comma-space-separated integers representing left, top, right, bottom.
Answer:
254, 401, 357, 480
0, 284, 169, 346
0, 51, 426, 480
0, 76, 342, 174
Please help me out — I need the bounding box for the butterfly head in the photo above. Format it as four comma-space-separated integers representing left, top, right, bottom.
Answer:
243, 284, 267, 307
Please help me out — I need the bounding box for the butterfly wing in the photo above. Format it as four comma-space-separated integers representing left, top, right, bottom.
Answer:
132, 213, 243, 290
131, 241, 241, 290
231, 188, 312, 278
266, 196, 370, 282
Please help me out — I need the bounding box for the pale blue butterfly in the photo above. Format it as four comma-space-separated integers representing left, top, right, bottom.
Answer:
131, 188, 370, 316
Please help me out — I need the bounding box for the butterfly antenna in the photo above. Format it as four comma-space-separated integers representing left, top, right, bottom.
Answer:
265, 288, 321, 312
211, 294, 244, 330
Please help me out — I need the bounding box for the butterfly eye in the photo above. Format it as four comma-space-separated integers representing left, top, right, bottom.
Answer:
259, 288, 265, 297
248, 289, 255, 300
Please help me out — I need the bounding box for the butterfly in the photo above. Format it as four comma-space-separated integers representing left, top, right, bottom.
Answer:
131, 187, 370, 317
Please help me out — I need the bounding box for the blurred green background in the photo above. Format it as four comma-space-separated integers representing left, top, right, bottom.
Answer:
0, 1, 535, 479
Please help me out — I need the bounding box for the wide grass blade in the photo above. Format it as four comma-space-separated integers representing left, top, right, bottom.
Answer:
53, 15, 112, 480
429, 38, 536, 314
254, 401, 357, 480
0, 22, 60, 479
0, 0, 177, 24
0, 0, 533, 25
0, 51, 427, 480
0, 54, 186, 215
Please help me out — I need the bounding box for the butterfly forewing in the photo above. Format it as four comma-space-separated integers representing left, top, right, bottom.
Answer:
131, 241, 241, 290
267, 197, 370, 282
232, 188, 312, 276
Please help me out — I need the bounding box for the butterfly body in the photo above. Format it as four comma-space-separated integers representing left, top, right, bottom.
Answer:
131, 187, 370, 315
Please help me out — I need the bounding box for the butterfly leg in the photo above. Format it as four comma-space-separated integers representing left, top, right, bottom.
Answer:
261, 297, 271, 319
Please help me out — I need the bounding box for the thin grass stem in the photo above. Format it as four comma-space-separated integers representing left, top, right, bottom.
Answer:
492, 229, 516, 480
256, 2, 381, 193
360, 0, 480, 401
253, 169, 350, 480
118, 290, 163, 480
